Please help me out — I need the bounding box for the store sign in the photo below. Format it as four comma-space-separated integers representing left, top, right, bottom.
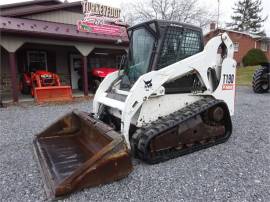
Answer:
77, 0, 127, 37
81, 1, 121, 19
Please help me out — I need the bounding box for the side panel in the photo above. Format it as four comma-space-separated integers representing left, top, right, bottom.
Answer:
136, 94, 202, 127
25, 10, 84, 25
212, 58, 237, 115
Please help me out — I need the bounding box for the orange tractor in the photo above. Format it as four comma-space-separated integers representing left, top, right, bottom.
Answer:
20, 70, 72, 103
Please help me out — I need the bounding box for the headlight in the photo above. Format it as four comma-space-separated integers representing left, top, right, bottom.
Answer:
41, 74, 52, 78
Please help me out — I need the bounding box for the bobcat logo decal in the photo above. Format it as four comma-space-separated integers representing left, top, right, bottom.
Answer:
144, 79, 152, 91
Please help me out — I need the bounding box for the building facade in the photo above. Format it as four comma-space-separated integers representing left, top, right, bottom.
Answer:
204, 25, 270, 66
0, 0, 128, 102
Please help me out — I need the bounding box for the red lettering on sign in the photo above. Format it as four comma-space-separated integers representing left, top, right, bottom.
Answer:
77, 20, 127, 37
222, 84, 234, 90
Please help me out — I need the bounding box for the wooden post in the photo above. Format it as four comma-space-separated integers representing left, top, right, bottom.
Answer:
82, 55, 88, 96
9, 52, 18, 102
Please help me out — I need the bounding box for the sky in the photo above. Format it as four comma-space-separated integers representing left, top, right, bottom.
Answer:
1, 0, 269, 35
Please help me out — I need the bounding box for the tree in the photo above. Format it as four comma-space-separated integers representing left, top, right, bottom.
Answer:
242, 48, 268, 66
121, 0, 216, 28
227, 0, 267, 34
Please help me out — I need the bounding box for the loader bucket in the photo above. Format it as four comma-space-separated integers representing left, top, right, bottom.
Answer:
34, 86, 72, 103
33, 110, 133, 199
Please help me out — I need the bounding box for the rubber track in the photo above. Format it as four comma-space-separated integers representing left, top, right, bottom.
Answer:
132, 98, 232, 164
252, 66, 269, 93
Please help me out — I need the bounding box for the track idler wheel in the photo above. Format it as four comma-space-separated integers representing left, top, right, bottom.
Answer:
207, 106, 224, 123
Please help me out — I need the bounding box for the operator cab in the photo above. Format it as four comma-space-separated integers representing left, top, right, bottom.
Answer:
120, 20, 206, 93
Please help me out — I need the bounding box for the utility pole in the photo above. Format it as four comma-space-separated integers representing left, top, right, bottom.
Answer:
217, 0, 220, 28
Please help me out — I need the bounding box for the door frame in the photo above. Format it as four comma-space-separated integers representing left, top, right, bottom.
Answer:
69, 53, 82, 90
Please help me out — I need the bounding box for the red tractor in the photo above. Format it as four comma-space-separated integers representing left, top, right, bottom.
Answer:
78, 67, 118, 92
20, 70, 60, 96
20, 70, 72, 103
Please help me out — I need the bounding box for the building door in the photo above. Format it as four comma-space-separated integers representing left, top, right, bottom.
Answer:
70, 54, 82, 90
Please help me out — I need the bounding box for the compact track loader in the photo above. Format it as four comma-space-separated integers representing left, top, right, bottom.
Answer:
252, 62, 270, 93
34, 20, 236, 199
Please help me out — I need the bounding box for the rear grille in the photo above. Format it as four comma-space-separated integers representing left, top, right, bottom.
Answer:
157, 26, 202, 69
42, 78, 54, 84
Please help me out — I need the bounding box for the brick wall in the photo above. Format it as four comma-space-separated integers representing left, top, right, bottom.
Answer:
229, 32, 255, 64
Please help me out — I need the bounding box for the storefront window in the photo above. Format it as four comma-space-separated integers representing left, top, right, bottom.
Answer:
233, 42, 239, 52
27, 51, 47, 72
261, 42, 268, 52
88, 54, 125, 69
89, 57, 101, 69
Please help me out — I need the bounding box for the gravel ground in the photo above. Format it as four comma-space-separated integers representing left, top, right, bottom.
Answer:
0, 86, 269, 202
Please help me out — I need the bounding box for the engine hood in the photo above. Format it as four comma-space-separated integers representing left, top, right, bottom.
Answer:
34, 70, 55, 79
35, 70, 54, 77
92, 67, 118, 78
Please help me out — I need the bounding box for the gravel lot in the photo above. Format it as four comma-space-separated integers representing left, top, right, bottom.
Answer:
0, 86, 269, 202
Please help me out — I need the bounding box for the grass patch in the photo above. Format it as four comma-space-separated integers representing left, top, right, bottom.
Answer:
236, 66, 259, 86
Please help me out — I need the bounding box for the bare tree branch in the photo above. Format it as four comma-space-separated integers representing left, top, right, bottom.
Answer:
121, 0, 216, 29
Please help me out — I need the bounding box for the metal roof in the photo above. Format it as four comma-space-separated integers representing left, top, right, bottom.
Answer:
0, 0, 61, 9
0, 1, 81, 17
0, 16, 129, 44
205, 28, 267, 40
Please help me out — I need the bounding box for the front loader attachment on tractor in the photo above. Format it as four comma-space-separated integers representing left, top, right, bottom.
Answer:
33, 111, 133, 199
34, 86, 73, 103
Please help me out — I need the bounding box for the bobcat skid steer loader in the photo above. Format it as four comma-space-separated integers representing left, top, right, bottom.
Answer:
33, 20, 236, 199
